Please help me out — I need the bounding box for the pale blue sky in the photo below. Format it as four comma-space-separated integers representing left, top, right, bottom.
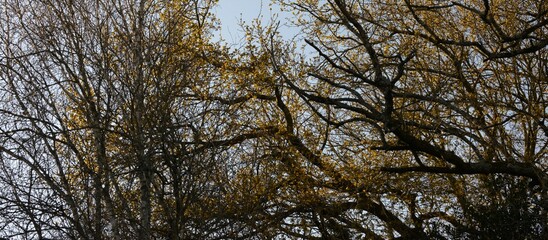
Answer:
215, 0, 265, 43
214, 0, 299, 45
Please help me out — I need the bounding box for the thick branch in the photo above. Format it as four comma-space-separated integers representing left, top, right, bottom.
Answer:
381, 162, 547, 188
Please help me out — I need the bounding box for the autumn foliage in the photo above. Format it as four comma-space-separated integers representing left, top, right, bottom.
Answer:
0, 0, 546, 239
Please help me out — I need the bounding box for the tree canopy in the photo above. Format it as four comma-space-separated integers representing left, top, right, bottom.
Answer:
0, 0, 546, 239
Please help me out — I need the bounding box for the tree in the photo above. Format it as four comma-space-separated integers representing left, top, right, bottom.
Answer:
0, 0, 243, 239
223, 0, 547, 238
0, 0, 546, 239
